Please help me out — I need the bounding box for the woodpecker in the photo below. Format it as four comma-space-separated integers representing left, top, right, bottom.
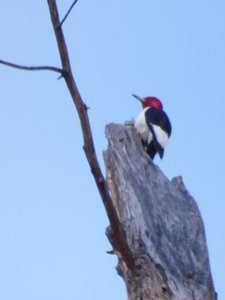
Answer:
133, 94, 172, 160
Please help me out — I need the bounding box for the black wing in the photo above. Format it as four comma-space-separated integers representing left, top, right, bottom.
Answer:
145, 108, 172, 137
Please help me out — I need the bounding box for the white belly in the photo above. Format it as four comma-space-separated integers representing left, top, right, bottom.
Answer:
134, 108, 153, 144
134, 108, 169, 149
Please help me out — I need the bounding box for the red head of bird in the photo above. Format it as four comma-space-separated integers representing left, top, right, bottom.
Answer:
132, 94, 163, 110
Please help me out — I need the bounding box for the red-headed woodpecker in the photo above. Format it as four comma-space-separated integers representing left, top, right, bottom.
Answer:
133, 94, 172, 160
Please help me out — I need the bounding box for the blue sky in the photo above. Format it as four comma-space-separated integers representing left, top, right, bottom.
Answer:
0, 1, 224, 299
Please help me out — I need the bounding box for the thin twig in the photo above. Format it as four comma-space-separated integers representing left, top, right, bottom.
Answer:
47, 0, 135, 270
59, 0, 78, 27
0, 59, 64, 74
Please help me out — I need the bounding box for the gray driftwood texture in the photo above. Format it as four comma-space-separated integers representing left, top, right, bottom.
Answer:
104, 123, 216, 300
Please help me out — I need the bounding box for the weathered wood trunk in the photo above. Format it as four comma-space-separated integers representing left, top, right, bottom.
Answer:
103, 123, 216, 300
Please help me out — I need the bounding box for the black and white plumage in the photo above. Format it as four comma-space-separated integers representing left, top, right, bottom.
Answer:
133, 94, 172, 160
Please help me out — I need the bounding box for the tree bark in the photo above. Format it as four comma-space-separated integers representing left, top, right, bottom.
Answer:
104, 123, 216, 300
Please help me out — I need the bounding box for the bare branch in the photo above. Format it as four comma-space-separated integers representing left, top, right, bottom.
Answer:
0, 59, 64, 74
47, 0, 135, 270
59, 0, 78, 27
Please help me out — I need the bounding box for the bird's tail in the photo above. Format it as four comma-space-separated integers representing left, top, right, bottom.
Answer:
146, 142, 164, 160
146, 143, 157, 160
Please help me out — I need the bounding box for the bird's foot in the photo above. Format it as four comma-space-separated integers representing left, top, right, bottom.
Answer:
125, 119, 135, 126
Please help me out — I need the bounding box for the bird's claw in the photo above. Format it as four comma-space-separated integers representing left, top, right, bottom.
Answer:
125, 119, 135, 126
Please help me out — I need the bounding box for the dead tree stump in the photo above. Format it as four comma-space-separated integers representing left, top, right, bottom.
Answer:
103, 123, 216, 300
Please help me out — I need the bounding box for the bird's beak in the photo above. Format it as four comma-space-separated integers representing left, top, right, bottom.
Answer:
132, 94, 144, 103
